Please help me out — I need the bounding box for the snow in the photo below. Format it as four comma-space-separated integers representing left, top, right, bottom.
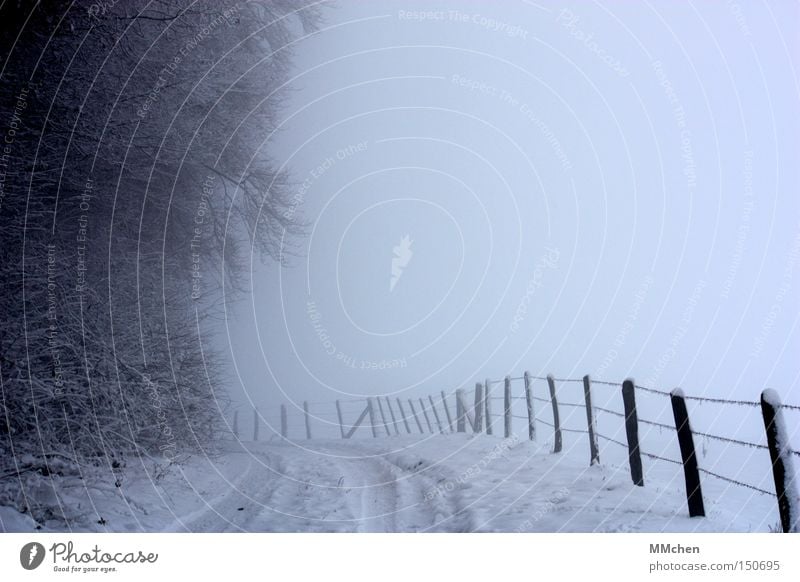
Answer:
0, 432, 785, 533
0, 505, 40, 531
761, 390, 800, 532
762, 388, 782, 407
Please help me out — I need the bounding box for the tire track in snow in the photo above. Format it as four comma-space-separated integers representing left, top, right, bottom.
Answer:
163, 440, 475, 532
313, 441, 474, 532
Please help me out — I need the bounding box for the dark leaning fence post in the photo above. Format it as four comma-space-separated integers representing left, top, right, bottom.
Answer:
419, 398, 434, 433
303, 401, 312, 439
546, 375, 562, 453
441, 391, 454, 432
621, 379, 644, 486
376, 397, 392, 436
524, 371, 536, 441
280, 404, 288, 438
504, 376, 513, 438
408, 399, 425, 433
456, 388, 466, 433
335, 400, 345, 439
367, 398, 378, 438
396, 398, 412, 434
761, 389, 800, 533
253, 407, 259, 442
670, 388, 704, 517
583, 375, 600, 465
385, 397, 400, 435
233, 410, 239, 440
484, 379, 494, 435
473, 382, 484, 434
429, 395, 445, 433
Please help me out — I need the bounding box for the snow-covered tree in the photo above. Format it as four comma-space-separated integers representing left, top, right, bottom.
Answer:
0, 0, 319, 519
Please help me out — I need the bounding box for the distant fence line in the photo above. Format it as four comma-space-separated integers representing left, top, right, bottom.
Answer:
231, 373, 799, 533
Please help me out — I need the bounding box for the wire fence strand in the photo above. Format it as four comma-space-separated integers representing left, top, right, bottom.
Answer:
684, 395, 760, 408
640, 450, 683, 465
697, 468, 776, 496
231, 372, 800, 502
633, 384, 672, 397
638, 417, 676, 431
596, 432, 629, 449
594, 405, 626, 418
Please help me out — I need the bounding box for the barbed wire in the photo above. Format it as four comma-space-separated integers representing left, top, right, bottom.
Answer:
526, 394, 585, 408
562, 426, 590, 435
640, 449, 683, 466
555, 401, 785, 456
308, 391, 800, 459
594, 405, 626, 418
597, 433, 777, 496
596, 432, 629, 449
683, 395, 760, 408
633, 384, 672, 397
535, 418, 588, 435
555, 400, 585, 409
229, 374, 800, 472
638, 417, 675, 431
691, 429, 769, 451
697, 468, 776, 496
244, 376, 800, 416
592, 379, 622, 387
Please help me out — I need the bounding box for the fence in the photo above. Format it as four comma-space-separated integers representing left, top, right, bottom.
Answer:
232, 372, 800, 533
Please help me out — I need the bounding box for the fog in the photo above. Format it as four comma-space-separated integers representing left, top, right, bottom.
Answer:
225, 1, 799, 443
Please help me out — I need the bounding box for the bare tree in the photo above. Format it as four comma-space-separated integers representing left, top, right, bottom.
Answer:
0, 0, 320, 522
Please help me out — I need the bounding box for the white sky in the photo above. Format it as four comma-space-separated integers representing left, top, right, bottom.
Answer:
225, 1, 800, 442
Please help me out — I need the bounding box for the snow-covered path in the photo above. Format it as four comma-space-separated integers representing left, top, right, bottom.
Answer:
1, 434, 782, 532
164, 439, 474, 533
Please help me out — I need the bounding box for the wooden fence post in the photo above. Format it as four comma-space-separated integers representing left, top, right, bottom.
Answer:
670, 388, 704, 517
233, 410, 239, 440
504, 375, 513, 438
367, 398, 378, 438
280, 404, 288, 439
385, 397, 401, 435
546, 375, 562, 453
408, 399, 425, 433
376, 397, 392, 436
253, 407, 259, 442
429, 395, 444, 433
524, 371, 535, 441
761, 389, 800, 533
583, 375, 600, 465
303, 401, 312, 440
441, 391, 454, 432
484, 379, 494, 435
396, 398, 412, 434
456, 388, 466, 433
473, 382, 484, 434
621, 379, 644, 486
419, 398, 434, 433
335, 400, 345, 439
